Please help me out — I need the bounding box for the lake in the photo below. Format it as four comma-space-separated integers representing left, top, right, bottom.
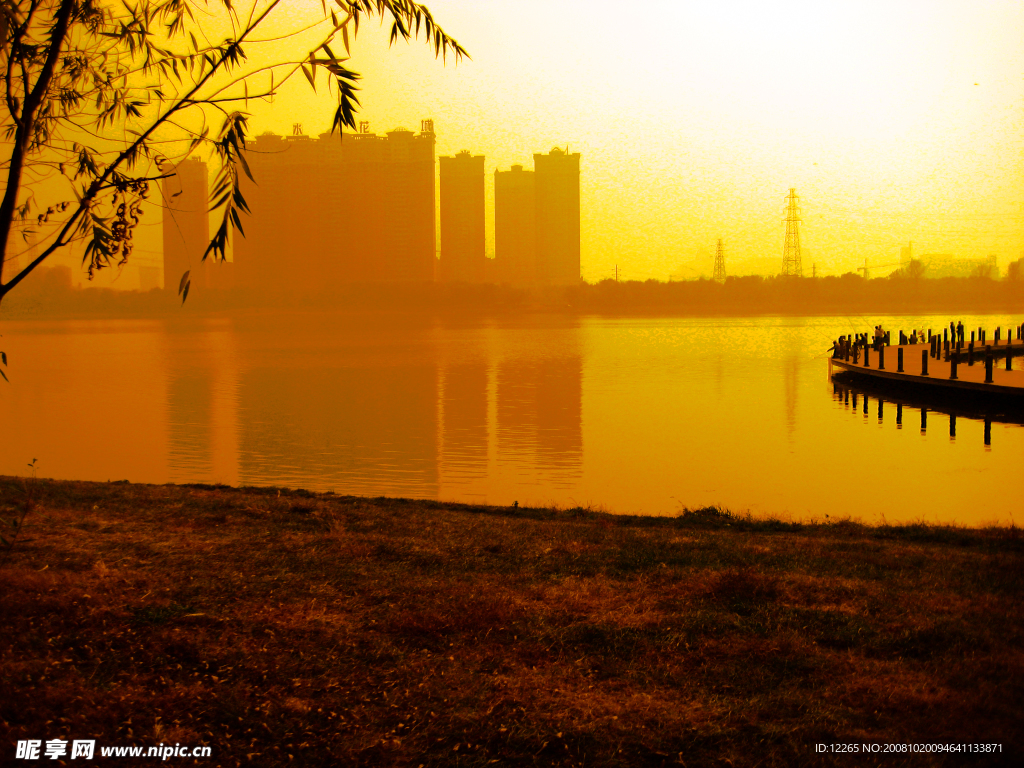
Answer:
2, 311, 1021, 525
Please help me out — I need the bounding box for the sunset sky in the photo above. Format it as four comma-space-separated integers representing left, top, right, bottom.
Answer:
242, 0, 1023, 282
46, 0, 1024, 286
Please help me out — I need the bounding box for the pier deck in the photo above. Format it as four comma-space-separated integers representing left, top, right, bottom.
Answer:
831, 339, 1024, 396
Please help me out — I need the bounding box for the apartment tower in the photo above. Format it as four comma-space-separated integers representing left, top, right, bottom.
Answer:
162, 158, 209, 291
439, 150, 486, 283
534, 147, 581, 286
494, 164, 536, 284
233, 121, 436, 292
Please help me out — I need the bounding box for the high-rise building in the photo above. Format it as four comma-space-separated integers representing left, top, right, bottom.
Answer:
233, 121, 435, 292
534, 148, 581, 285
494, 165, 536, 284
439, 150, 486, 283
138, 265, 162, 291
162, 158, 209, 291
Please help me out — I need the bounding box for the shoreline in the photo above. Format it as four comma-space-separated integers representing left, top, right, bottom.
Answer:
3, 477, 1021, 765
6, 474, 1023, 531
3, 274, 1023, 322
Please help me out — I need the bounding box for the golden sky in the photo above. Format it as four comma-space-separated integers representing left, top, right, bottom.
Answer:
44, 0, 1024, 286
253, 0, 1024, 281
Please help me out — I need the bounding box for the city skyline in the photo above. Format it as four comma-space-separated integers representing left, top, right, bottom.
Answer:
14, 1, 1023, 290
243, 0, 1023, 283
160, 125, 585, 290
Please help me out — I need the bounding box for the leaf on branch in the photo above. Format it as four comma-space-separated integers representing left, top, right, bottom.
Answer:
236, 149, 254, 184
181, 279, 190, 304
301, 64, 316, 90
178, 270, 190, 295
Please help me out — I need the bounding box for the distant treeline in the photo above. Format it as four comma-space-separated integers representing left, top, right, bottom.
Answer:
570, 274, 1024, 316
2, 266, 1023, 320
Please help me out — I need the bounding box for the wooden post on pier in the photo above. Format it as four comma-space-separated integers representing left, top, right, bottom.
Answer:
921, 349, 929, 376
950, 357, 958, 380
878, 344, 885, 370
897, 347, 904, 372
985, 354, 994, 384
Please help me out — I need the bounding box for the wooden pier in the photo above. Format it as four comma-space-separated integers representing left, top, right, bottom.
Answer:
830, 326, 1024, 398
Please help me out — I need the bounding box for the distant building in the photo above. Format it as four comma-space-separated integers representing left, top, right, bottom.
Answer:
534, 147, 581, 285
138, 265, 162, 291
233, 121, 436, 291
439, 150, 486, 283
921, 253, 998, 279
162, 158, 210, 291
494, 148, 581, 286
494, 165, 536, 284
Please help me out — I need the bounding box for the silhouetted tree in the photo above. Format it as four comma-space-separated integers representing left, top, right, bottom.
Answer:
891, 259, 927, 280
0, 0, 465, 307
1005, 258, 1022, 282
970, 261, 996, 280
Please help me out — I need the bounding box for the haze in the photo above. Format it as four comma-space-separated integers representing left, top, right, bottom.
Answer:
42, 0, 1024, 287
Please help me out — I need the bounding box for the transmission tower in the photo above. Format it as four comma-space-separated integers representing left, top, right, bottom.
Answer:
713, 238, 727, 282
782, 187, 803, 277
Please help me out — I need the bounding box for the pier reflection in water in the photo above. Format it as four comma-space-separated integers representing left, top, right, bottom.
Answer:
2, 313, 1023, 524
831, 371, 1019, 447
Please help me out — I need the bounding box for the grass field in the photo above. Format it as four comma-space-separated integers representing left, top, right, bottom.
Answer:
1, 477, 1021, 766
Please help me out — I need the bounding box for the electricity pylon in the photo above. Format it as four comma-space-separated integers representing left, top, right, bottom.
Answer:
782, 188, 803, 277
713, 238, 727, 282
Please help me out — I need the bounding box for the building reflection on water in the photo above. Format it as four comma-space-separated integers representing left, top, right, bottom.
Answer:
164, 323, 239, 486
5, 314, 1023, 524
497, 356, 583, 488
161, 318, 583, 498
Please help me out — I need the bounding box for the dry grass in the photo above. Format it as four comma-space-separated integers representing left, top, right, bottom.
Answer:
1, 478, 1021, 766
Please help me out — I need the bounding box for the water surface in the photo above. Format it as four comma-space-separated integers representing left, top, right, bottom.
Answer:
2, 312, 1020, 525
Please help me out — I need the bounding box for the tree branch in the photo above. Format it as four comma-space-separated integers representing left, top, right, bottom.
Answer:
0, 0, 76, 289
